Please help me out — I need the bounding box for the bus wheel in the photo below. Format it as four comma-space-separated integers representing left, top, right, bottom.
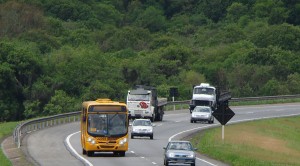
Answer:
82, 148, 87, 155
119, 151, 125, 157
87, 151, 94, 157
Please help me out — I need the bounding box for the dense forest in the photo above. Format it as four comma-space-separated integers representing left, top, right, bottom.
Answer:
1, 0, 300, 122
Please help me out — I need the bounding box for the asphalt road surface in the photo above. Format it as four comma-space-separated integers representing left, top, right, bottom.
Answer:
24, 103, 300, 166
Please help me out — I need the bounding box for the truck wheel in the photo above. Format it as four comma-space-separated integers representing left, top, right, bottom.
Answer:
159, 113, 163, 121
151, 113, 155, 122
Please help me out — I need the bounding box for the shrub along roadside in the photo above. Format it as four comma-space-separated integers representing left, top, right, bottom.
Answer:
190, 116, 300, 166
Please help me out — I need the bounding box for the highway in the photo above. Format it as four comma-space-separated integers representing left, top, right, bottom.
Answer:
24, 103, 300, 166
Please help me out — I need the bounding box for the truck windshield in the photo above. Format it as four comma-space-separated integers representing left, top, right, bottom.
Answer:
194, 88, 215, 95
128, 94, 150, 101
88, 114, 127, 136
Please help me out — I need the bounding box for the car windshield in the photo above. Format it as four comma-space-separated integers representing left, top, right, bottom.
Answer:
168, 142, 192, 151
193, 87, 215, 95
128, 94, 150, 101
133, 120, 151, 126
88, 113, 127, 136
194, 107, 211, 113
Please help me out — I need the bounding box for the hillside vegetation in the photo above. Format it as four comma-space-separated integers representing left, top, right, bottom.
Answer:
1, 0, 300, 122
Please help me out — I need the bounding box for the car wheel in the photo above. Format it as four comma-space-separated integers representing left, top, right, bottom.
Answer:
190, 120, 193, 123
150, 135, 153, 139
166, 161, 169, 166
131, 135, 134, 139
191, 163, 195, 166
82, 148, 86, 155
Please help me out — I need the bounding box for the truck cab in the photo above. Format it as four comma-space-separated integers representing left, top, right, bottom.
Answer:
190, 83, 217, 113
126, 85, 165, 122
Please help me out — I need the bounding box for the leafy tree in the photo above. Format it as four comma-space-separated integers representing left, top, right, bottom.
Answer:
226, 2, 248, 22
43, 90, 78, 115
196, 0, 233, 22
0, 41, 42, 121
253, 0, 289, 24
43, 0, 92, 21
100, 26, 152, 51
286, 2, 300, 25
286, 73, 300, 94
23, 100, 40, 119
250, 23, 300, 52
0, 1, 44, 37
260, 79, 289, 96
134, 6, 166, 32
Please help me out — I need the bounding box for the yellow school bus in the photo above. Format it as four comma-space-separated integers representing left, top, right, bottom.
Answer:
81, 98, 129, 157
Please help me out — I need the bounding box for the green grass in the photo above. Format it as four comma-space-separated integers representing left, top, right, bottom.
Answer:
190, 116, 300, 166
0, 122, 18, 166
230, 98, 300, 106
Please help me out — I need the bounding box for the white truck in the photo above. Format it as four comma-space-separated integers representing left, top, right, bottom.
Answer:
189, 83, 217, 112
126, 85, 167, 122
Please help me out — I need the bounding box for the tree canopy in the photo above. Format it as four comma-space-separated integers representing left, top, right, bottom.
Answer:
1, 0, 300, 121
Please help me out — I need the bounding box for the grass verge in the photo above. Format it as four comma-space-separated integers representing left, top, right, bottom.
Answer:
0, 122, 18, 166
190, 116, 300, 166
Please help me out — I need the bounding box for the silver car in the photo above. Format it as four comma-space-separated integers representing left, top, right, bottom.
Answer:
190, 106, 214, 123
130, 119, 154, 139
163, 140, 197, 166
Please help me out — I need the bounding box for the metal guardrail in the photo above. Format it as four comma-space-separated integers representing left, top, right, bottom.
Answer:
13, 94, 300, 148
13, 111, 80, 148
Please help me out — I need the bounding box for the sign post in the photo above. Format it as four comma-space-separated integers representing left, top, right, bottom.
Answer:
212, 93, 235, 141
169, 87, 178, 111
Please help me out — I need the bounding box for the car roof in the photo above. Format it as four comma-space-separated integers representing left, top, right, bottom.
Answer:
194, 106, 211, 109
168, 140, 191, 143
133, 119, 150, 121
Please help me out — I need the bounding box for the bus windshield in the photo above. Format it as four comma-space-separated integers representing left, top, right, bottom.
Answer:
127, 94, 150, 101
194, 88, 215, 95
88, 113, 127, 136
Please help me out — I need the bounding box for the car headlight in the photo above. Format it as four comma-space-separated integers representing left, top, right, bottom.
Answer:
87, 137, 96, 144
192, 114, 196, 117
188, 153, 195, 158
147, 128, 153, 132
167, 152, 175, 157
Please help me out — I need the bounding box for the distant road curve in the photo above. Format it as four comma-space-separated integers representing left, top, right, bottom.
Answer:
24, 103, 300, 166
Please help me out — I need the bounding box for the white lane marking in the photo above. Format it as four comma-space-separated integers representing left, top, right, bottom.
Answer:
156, 124, 163, 127
66, 131, 93, 166
131, 151, 135, 153
152, 162, 157, 165
169, 112, 300, 166
197, 158, 218, 166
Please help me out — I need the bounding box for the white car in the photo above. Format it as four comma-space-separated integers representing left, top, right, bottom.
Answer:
131, 119, 154, 139
190, 106, 214, 124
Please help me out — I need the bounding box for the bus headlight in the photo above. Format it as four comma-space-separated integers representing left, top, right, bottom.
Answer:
119, 138, 127, 146
87, 137, 96, 145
